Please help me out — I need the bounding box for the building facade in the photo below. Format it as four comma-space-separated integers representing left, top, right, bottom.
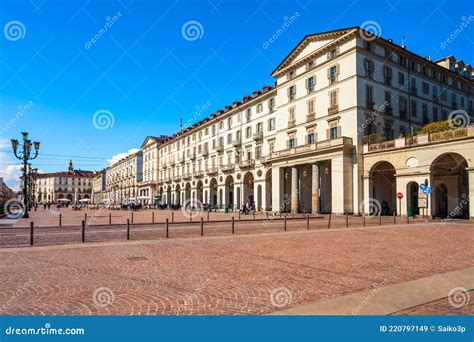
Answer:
90, 27, 473, 217
104, 151, 143, 204
92, 170, 107, 204
32, 160, 94, 203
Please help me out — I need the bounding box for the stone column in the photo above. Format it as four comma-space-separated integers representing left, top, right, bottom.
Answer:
331, 155, 353, 214
271, 167, 284, 214
311, 163, 320, 214
291, 167, 298, 214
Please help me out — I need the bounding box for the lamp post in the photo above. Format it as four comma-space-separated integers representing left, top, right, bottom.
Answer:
11, 132, 40, 218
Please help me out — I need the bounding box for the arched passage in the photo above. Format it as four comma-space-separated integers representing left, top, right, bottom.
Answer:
406, 181, 419, 217
175, 184, 181, 206
185, 183, 191, 204
369, 161, 396, 215
196, 180, 204, 203
430, 153, 469, 218
243, 172, 254, 207
209, 178, 218, 207
224, 175, 234, 210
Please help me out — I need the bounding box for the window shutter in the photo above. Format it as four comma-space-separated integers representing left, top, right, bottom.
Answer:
336, 64, 340, 75
326, 129, 330, 140
305, 78, 308, 89
327, 68, 331, 79
337, 126, 342, 138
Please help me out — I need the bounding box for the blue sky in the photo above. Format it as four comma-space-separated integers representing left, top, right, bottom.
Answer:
1, 0, 473, 189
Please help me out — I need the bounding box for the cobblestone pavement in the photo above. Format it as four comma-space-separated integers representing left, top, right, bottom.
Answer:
0, 223, 472, 315
393, 290, 473, 315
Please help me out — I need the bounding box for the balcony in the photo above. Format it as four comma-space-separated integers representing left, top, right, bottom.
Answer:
363, 126, 474, 153
306, 112, 315, 123
366, 101, 375, 110
195, 170, 204, 178
328, 105, 339, 115
202, 148, 209, 157
182, 173, 192, 180
253, 131, 263, 142
259, 155, 270, 164
266, 137, 353, 162
222, 164, 235, 173
165, 177, 172, 183
206, 167, 218, 176
232, 138, 242, 147
287, 119, 296, 129
216, 144, 224, 153
179, 156, 185, 164
172, 175, 181, 182
239, 159, 255, 169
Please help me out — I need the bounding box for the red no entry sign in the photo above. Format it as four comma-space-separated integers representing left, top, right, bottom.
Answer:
397, 192, 403, 199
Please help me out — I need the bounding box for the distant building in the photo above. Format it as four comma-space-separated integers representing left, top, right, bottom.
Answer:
32, 160, 95, 203
104, 151, 143, 204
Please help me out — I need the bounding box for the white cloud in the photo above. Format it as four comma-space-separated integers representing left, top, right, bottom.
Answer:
106, 148, 139, 166
0, 137, 22, 191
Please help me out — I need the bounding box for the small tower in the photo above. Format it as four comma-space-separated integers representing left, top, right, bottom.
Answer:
68, 159, 74, 173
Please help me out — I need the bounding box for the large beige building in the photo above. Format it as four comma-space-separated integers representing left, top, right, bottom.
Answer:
94, 27, 474, 218
104, 151, 143, 204
32, 160, 94, 203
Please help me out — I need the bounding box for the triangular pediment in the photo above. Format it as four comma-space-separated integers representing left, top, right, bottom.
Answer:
271, 27, 358, 77
141, 136, 157, 148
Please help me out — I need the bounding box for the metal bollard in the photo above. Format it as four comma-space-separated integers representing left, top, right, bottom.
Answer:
30, 221, 34, 246
345, 213, 349, 228
200, 218, 204, 236
393, 212, 396, 224
166, 218, 169, 238
406, 215, 409, 224
152, 211, 154, 223
81, 220, 85, 243
232, 216, 235, 234
284, 215, 287, 231
238, 211, 241, 221
172, 211, 174, 223
207, 210, 210, 221
363, 212, 366, 227
59, 214, 62, 227
379, 212, 382, 226
127, 219, 130, 240
327, 213, 332, 229
109, 213, 111, 225
307, 214, 310, 230
131, 212, 134, 224
85, 213, 87, 222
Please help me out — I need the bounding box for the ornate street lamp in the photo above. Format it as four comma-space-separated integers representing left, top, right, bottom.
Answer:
11, 132, 40, 218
